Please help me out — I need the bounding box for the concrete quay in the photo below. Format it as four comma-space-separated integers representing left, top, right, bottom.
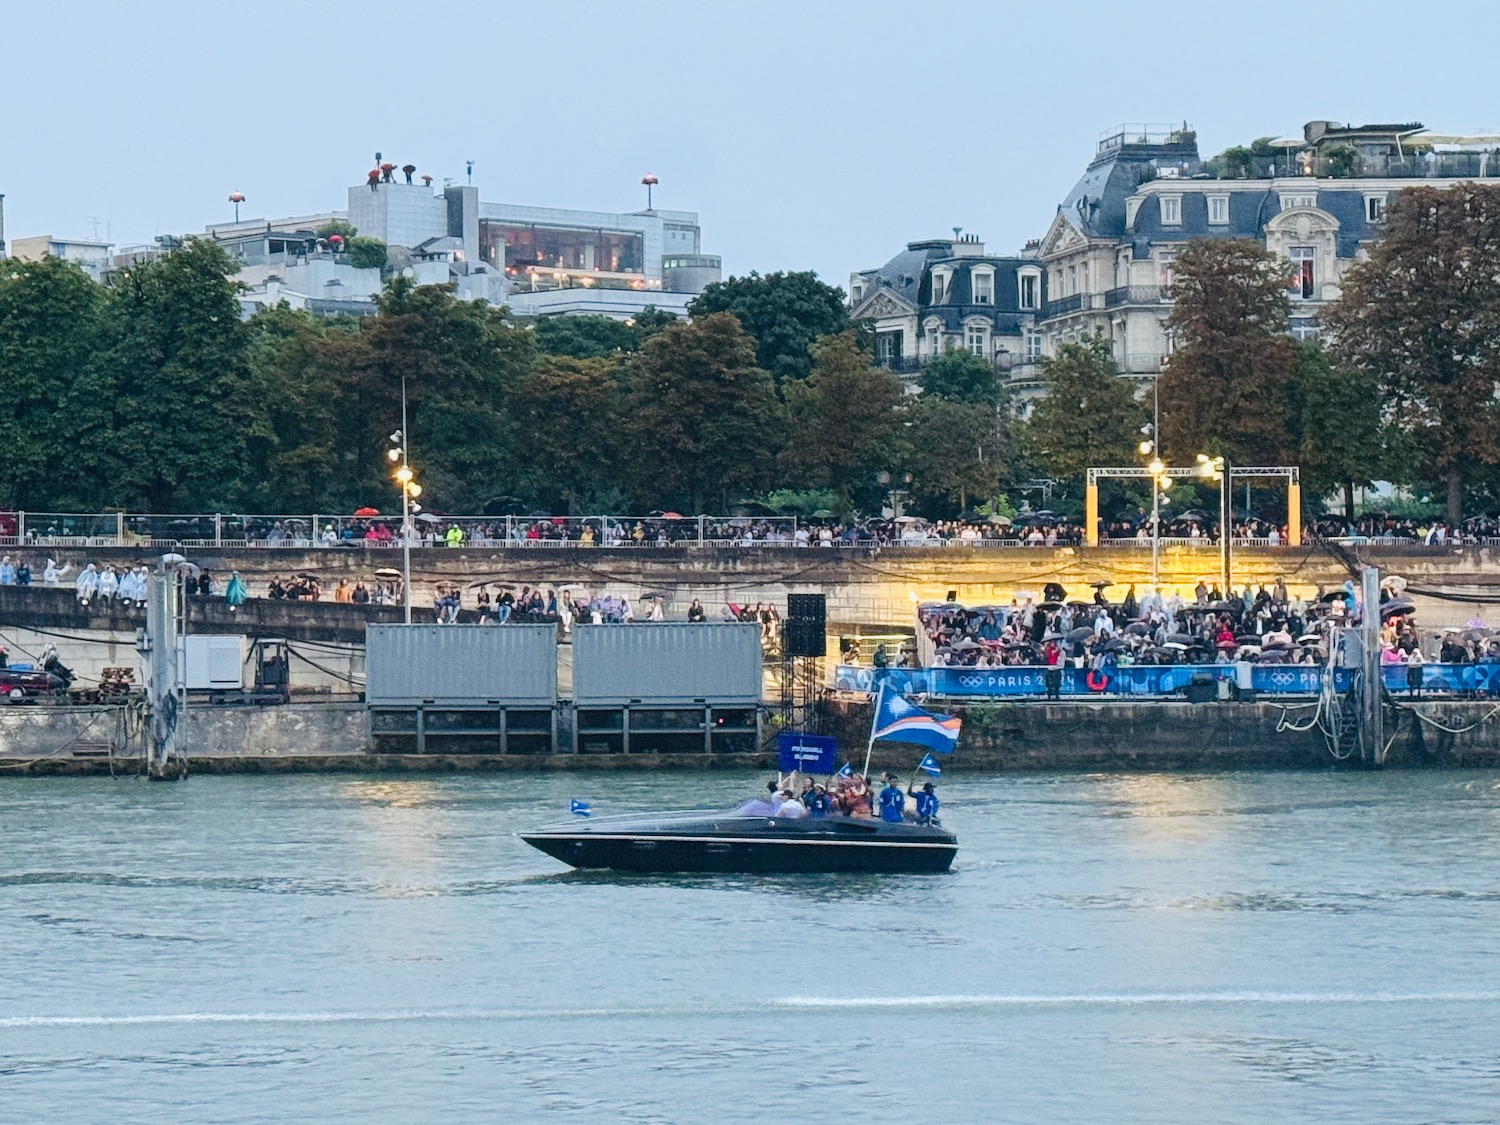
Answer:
3, 697, 1499, 775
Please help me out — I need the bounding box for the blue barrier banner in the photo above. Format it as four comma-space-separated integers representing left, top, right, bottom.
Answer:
831, 663, 1500, 699
777, 732, 839, 773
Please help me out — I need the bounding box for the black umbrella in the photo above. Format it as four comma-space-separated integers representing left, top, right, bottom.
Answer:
1319, 590, 1353, 603
1102, 638, 1127, 652
1038, 601, 1063, 611
1381, 598, 1416, 618
1089, 580, 1112, 589
1042, 582, 1068, 602
1126, 623, 1151, 636
1167, 633, 1199, 646
1067, 627, 1094, 643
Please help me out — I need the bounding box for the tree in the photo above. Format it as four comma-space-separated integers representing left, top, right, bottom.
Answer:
631, 305, 680, 340
0, 256, 101, 507
510, 355, 627, 511
1327, 184, 1500, 523
688, 271, 848, 383
73, 240, 261, 510
1283, 341, 1386, 518
1023, 336, 1147, 479
1157, 238, 1296, 465
781, 332, 904, 506
533, 314, 639, 358
317, 219, 358, 242
903, 397, 1013, 514
919, 347, 1003, 406
346, 236, 387, 270
624, 313, 785, 511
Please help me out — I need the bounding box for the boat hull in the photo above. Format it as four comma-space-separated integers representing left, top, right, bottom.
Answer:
521, 814, 958, 874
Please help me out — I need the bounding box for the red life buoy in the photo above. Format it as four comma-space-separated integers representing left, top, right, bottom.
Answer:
1085, 670, 1110, 692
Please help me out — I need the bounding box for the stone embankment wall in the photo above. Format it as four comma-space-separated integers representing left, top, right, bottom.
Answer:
11, 543, 1499, 631
3, 698, 1499, 774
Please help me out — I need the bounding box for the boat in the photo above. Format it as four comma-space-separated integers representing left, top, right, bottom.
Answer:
520, 809, 958, 874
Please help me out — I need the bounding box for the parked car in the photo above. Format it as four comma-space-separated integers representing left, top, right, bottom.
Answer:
0, 668, 67, 703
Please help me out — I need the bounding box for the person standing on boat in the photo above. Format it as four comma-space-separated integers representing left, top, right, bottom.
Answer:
807, 784, 833, 818
908, 781, 940, 826
877, 775, 906, 823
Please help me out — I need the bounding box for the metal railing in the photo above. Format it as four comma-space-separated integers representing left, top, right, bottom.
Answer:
1103, 285, 1168, 308
1041, 293, 1085, 319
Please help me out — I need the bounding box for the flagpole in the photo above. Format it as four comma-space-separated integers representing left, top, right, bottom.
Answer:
862, 681, 884, 779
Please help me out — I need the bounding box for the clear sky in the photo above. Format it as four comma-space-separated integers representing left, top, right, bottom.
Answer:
4, 0, 1495, 288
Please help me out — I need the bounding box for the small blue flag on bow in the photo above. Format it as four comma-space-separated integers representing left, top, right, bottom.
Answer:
917, 753, 942, 777
570, 799, 591, 817
835, 762, 853, 779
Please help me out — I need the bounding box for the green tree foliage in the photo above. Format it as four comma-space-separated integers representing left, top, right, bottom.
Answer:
1327, 184, 1500, 523
0, 257, 101, 507
625, 313, 785, 511
919, 347, 1003, 405
76, 240, 261, 510
1157, 238, 1296, 465
1282, 341, 1386, 517
360, 279, 532, 510
903, 397, 1012, 513
1022, 336, 1146, 479
781, 332, 904, 507
631, 305, 680, 340
533, 314, 640, 358
317, 219, 358, 242
346, 236, 387, 270
510, 355, 627, 512
687, 271, 848, 383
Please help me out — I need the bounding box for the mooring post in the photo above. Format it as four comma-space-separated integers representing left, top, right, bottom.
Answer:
1361, 565, 1384, 767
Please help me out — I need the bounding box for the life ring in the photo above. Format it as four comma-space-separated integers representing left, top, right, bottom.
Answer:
1085, 670, 1110, 692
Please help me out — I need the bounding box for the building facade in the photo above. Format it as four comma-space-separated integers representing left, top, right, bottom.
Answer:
848, 234, 1047, 402
1035, 121, 1500, 380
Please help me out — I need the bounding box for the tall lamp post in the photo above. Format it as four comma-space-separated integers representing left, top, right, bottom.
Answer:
1139, 428, 1172, 592
387, 378, 421, 624
1198, 454, 1229, 595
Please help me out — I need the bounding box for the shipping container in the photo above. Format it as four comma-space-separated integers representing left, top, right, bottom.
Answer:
365, 624, 557, 706
184, 635, 246, 690
572, 623, 762, 705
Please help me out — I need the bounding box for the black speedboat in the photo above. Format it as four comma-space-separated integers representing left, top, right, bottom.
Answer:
520, 810, 958, 874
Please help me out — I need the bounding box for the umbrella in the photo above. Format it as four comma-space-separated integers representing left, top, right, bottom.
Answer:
892, 515, 924, 524
1163, 641, 1190, 651
1384, 575, 1409, 594
1089, 580, 1112, 589
354, 507, 380, 517
196, 556, 226, 571
415, 512, 441, 523
373, 567, 403, 579
1067, 600, 1092, 609
811, 509, 838, 518
1102, 638, 1127, 652
1043, 631, 1064, 641
949, 638, 982, 652
641, 590, 669, 600
1235, 634, 1260, 645
661, 512, 685, 520
1043, 583, 1068, 602
296, 572, 321, 581
1319, 590, 1353, 603
1167, 633, 1198, 646
1067, 627, 1094, 642
1381, 598, 1416, 618
1038, 601, 1063, 611
987, 515, 1013, 527
1126, 623, 1151, 636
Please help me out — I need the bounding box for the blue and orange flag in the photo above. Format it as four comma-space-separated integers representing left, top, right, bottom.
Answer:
870, 683, 960, 754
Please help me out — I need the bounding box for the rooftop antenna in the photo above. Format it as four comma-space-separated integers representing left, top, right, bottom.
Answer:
88, 216, 103, 240
228, 192, 245, 222
466, 160, 474, 185
952, 226, 963, 240
641, 173, 659, 210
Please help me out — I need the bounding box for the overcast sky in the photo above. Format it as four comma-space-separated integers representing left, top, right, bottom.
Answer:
4, 0, 1495, 288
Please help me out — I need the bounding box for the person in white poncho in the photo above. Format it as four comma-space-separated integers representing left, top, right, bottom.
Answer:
75, 564, 99, 606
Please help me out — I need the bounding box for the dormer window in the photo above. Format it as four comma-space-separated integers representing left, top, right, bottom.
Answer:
1208, 195, 1229, 225
1018, 270, 1040, 310
931, 269, 949, 304
972, 269, 993, 305
1280, 193, 1317, 211
1159, 195, 1182, 225
1365, 194, 1387, 222
851, 282, 865, 304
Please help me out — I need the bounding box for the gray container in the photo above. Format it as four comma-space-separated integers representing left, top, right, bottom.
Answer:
365, 624, 557, 706
572, 623, 762, 705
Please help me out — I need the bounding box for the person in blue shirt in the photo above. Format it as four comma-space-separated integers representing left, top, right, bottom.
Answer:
806, 785, 833, 818
907, 781, 940, 825
877, 775, 906, 823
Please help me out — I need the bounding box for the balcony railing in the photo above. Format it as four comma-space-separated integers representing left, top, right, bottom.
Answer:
1217, 151, 1500, 181
1103, 285, 1169, 308
1041, 293, 1085, 319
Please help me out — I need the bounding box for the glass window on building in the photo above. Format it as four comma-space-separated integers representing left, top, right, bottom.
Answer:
973, 270, 993, 305
931, 271, 947, 303
1019, 273, 1039, 309
1157, 251, 1177, 292
1208, 195, 1229, 224
1024, 331, 1042, 362
1159, 195, 1182, 224
479, 222, 644, 275
1288, 246, 1315, 300
1291, 318, 1321, 341
875, 331, 903, 365
966, 324, 988, 357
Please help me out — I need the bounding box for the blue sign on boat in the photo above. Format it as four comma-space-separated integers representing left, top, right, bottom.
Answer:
776, 733, 839, 774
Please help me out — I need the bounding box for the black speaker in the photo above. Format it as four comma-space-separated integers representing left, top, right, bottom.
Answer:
1183, 682, 1217, 704
787, 593, 826, 621
784, 618, 826, 658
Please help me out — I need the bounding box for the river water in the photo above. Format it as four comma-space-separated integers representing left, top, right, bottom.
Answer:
2, 769, 1499, 1123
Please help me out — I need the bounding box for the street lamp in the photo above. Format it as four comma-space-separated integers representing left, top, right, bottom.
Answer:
389, 378, 420, 624
1197, 454, 1230, 596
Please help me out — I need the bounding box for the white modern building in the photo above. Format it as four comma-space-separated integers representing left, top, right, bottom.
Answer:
9, 233, 115, 281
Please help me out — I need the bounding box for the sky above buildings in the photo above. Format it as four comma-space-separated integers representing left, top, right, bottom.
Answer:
5, 0, 1496, 288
